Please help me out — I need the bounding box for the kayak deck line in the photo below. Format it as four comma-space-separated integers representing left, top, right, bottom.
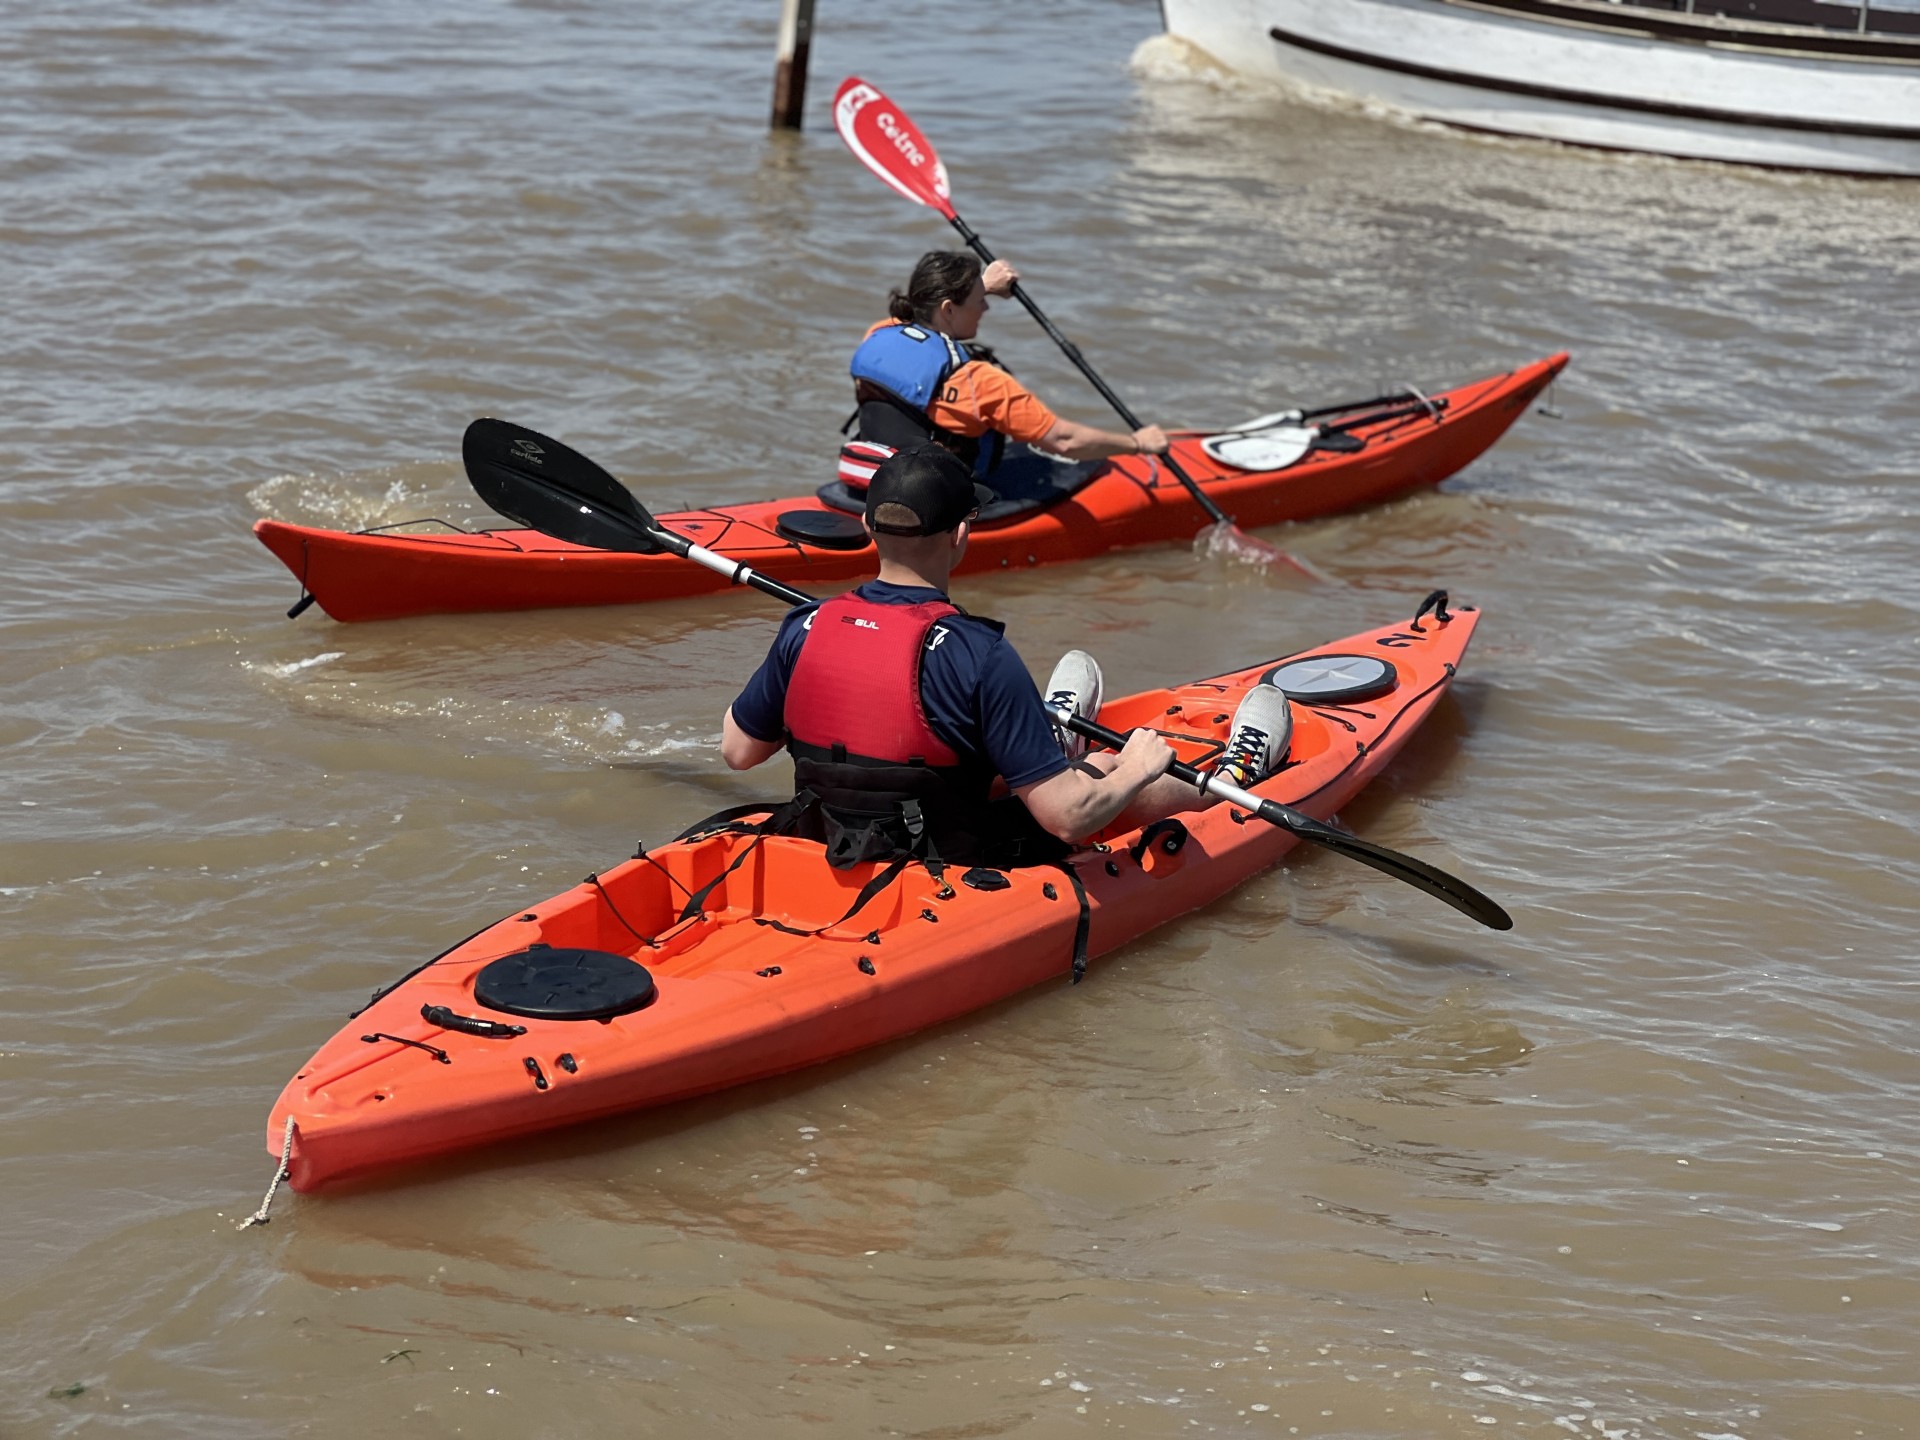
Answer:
254, 355, 1566, 623
264, 602, 1485, 1194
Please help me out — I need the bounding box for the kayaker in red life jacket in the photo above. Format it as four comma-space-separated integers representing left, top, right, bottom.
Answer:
839, 252, 1171, 491
722, 445, 1291, 871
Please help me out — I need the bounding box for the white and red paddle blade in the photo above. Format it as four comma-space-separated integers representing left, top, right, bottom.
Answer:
832, 76, 955, 219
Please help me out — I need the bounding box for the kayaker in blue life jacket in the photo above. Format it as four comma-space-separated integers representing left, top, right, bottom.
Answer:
839, 251, 1172, 490
722, 445, 1290, 871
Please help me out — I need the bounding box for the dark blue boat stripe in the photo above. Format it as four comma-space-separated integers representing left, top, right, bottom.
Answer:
1267, 23, 1920, 141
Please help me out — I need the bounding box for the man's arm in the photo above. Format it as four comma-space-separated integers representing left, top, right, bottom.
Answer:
721, 707, 784, 771
720, 605, 815, 769
969, 633, 1179, 844
1013, 728, 1174, 843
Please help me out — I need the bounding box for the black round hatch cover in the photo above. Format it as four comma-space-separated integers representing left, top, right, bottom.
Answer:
774, 509, 871, 551
1260, 654, 1398, 705
473, 947, 657, 1021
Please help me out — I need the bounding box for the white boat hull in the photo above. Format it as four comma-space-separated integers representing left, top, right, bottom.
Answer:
1161, 0, 1920, 175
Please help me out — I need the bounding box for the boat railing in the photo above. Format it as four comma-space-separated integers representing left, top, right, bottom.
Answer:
1647, 0, 1920, 37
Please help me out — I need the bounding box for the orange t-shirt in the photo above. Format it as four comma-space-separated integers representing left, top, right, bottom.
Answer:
862, 321, 1059, 446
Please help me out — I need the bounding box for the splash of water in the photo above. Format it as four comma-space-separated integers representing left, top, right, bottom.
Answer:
1194, 520, 1329, 582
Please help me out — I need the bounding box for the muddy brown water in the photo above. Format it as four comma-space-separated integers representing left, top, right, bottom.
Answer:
3, 1, 1918, 1435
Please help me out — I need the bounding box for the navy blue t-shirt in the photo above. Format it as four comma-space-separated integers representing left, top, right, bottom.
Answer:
729, 581, 1069, 791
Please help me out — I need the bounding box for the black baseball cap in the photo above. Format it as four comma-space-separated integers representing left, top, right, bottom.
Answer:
864, 444, 995, 536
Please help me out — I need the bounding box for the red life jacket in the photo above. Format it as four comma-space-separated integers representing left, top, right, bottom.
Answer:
782, 592, 1016, 869
785, 594, 962, 766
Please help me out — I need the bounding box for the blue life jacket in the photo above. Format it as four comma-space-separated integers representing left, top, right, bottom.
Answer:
849, 323, 970, 410
846, 323, 1003, 481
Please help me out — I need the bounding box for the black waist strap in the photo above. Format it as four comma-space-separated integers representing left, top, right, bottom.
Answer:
677, 791, 820, 922
664, 795, 1085, 976
674, 792, 925, 938
750, 852, 917, 939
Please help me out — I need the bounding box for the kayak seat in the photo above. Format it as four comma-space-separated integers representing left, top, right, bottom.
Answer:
818, 444, 1106, 530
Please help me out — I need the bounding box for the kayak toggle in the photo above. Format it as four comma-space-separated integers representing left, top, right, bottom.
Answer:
420, 1005, 527, 1040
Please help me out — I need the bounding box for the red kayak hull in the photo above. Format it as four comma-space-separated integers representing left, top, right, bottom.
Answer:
268, 601, 1483, 1190
255, 355, 1565, 622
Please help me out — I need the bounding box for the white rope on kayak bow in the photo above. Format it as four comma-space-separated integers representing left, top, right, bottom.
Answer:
236, 1116, 295, 1230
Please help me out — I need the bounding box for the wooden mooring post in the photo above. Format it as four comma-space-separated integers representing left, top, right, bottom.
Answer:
770, 0, 817, 130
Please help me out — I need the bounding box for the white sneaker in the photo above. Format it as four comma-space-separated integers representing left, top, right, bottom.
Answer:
1216, 684, 1292, 789
1043, 650, 1104, 760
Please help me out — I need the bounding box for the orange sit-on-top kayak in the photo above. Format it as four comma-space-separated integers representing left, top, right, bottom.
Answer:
254, 355, 1564, 623
266, 595, 1490, 1191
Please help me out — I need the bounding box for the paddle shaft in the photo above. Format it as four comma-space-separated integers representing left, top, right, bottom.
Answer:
946, 215, 1238, 532
651, 525, 816, 607
1309, 392, 1443, 426
1052, 709, 1509, 930
1323, 397, 1446, 435
1176, 396, 1451, 442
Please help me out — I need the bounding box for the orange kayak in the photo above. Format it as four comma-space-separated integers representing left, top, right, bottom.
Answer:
267, 598, 1484, 1191
255, 355, 1564, 622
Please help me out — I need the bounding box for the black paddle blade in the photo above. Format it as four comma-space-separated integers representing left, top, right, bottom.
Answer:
462, 418, 660, 554
1258, 801, 1514, 931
